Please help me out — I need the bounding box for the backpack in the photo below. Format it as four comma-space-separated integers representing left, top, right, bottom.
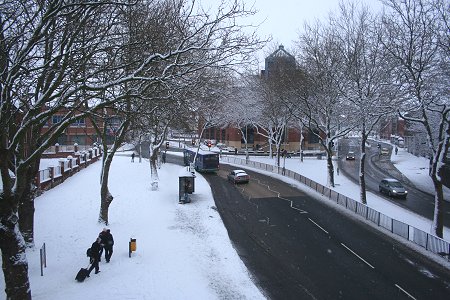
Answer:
86, 247, 92, 257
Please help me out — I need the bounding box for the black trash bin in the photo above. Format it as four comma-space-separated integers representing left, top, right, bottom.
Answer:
179, 170, 195, 204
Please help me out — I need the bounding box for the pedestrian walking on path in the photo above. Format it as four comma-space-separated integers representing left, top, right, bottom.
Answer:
87, 237, 102, 276
98, 228, 107, 260
131, 152, 135, 162
102, 229, 114, 262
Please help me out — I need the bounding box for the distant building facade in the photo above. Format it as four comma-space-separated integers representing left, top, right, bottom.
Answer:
201, 45, 321, 153
40, 107, 119, 146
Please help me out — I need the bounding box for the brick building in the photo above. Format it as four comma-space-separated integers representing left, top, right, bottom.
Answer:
40, 107, 119, 146
202, 45, 321, 153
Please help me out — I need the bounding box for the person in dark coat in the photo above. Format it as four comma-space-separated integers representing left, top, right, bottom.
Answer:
88, 237, 102, 276
98, 228, 107, 261
103, 229, 114, 262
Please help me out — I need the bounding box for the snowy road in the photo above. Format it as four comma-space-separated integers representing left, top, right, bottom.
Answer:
339, 138, 450, 228
206, 165, 450, 300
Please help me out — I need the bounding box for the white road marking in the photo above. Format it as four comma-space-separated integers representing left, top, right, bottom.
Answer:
340, 243, 375, 269
395, 284, 416, 299
291, 205, 308, 213
308, 218, 329, 234
253, 178, 308, 214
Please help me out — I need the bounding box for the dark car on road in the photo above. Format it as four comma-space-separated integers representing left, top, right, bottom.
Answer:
379, 178, 407, 199
380, 147, 389, 155
346, 151, 356, 160
227, 170, 250, 184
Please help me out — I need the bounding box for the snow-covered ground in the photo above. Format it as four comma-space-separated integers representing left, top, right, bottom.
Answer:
1, 145, 449, 299
5, 154, 265, 300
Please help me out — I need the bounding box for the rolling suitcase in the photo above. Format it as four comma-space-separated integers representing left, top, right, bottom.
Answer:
75, 264, 90, 282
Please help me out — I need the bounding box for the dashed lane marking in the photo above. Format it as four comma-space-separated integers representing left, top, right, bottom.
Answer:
308, 218, 329, 234
253, 178, 308, 214
340, 243, 375, 269
394, 284, 416, 300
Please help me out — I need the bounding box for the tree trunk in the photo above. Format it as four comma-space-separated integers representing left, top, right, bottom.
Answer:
359, 136, 367, 205
98, 155, 114, 225
150, 149, 159, 182
18, 189, 36, 247
0, 198, 31, 300
276, 146, 280, 167
431, 173, 444, 238
18, 159, 40, 247
326, 149, 335, 187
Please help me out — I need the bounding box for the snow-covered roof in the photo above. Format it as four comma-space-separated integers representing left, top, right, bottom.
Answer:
267, 45, 295, 59
185, 147, 217, 155
178, 168, 195, 177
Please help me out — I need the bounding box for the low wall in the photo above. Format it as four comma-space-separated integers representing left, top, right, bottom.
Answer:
37, 149, 102, 192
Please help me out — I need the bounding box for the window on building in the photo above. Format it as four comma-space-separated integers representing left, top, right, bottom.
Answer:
221, 129, 226, 142
203, 128, 210, 140
56, 135, 67, 145
70, 119, 86, 127
52, 115, 63, 124
72, 135, 86, 145
106, 116, 122, 137
241, 126, 255, 144
108, 116, 121, 127
308, 130, 319, 144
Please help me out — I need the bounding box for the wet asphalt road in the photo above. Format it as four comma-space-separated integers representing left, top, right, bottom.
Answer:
203, 165, 450, 300
338, 138, 450, 228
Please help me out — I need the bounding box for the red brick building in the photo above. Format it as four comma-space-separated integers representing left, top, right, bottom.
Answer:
379, 116, 406, 142
202, 46, 320, 152
40, 107, 119, 146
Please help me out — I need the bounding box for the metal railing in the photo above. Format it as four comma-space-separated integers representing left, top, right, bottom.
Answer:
221, 156, 450, 261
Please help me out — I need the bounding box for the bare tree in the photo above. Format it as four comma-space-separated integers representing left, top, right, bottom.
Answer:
254, 74, 296, 165
331, 1, 394, 203
217, 75, 261, 159
138, 88, 178, 188
1, 2, 123, 298
0, 0, 265, 298
88, 99, 133, 225
381, 0, 450, 237
295, 21, 355, 187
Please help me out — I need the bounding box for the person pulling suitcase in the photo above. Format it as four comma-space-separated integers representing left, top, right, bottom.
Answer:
87, 237, 102, 276
75, 262, 91, 282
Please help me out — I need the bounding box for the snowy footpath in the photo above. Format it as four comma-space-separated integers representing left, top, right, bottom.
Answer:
1, 156, 265, 300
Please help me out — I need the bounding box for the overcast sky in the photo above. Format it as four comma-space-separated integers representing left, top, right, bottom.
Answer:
246, 0, 346, 49
201, 0, 383, 69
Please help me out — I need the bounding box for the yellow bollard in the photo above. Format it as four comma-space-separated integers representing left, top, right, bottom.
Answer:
129, 238, 136, 257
